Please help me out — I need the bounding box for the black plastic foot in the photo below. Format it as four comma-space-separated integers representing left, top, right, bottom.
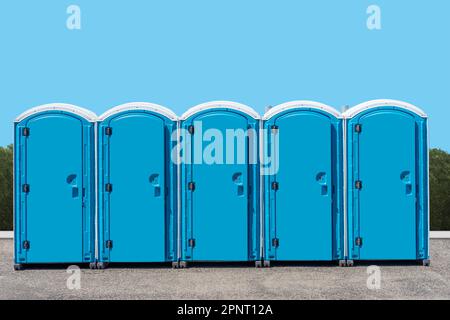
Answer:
263, 260, 271, 268
338, 260, 346, 267
422, 259, 430, 267
346, 260, 354, 267
255, 261, 262, 268
179, 261, 188, 268
96, 262, 109, 269
172, 261, 180, 269
89, 262, 97, 270
14, 264, 24, 271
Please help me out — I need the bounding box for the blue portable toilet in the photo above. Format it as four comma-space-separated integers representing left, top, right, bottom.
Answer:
179, 101, 260, 266
14, 104, 97, 270
97, 102, 178, 268
262, 101, 344, 266
344, 99, 429, 266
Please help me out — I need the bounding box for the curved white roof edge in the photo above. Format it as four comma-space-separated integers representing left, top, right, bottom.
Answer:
263, 100, 342, 120
181, 101, 260, 120
343, 99, 427, 118
98, 102, 178, 121
15, 103, 97, 122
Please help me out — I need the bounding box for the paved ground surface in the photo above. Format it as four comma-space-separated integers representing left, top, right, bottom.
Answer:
1, 239, 449, 300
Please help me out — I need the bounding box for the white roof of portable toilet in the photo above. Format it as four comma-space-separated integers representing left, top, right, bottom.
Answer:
343, 99, 427, 118
181, 101, 260, 120
98, 102, 178, 121
263, 100, 342, 120
15, 103, 97, 122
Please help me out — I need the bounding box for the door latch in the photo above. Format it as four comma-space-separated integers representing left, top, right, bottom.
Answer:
105, 183, 113, 192
188, 238, 196, 248
23, 240, 30, 250
272, 238, 279, 248
22, 127, 30, 137
271, 182, 279, 191
188, 125, 195, 135
355, 124, 362, 133
355, 237, 363, 247
106, 240, 113, 249
105, 127, 112, 136
188, 182, 196, 191
22, 184, 30, 193
355, 180, 362, 190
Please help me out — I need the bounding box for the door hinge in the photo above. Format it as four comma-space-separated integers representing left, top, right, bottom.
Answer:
188, 125, 195, 135
22, 184, 30, 193
271, 125, 279, 134
23, 240, 30, 250
355, 237, 363, 247
22, 127, 30, 137
105, 240, 113, 249
105, 183, 113, 192
105, 127, 113, 136
188, 182, 196, 191
355, 180, 362, 190
188, 238, 196, 248
271, 181, 279, 191
355, 124, 362, 133
272, 238, 279, 248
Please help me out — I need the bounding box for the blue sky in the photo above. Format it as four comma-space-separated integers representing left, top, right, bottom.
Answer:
0, 0, 449, 150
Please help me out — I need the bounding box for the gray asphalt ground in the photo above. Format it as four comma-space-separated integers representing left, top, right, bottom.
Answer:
1, 239, 449, 300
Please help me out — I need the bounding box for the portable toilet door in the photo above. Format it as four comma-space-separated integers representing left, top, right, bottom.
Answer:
180, 101, 260, 265
97, 103, 178, 267
14, 104, 96, 269
344, 99, 429, 265
263, 101, 344, 265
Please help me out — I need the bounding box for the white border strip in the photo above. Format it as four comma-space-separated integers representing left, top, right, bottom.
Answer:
15, 103, 97, 122
430, 231, 450, 239
0, 231, 14, 239
98, 102, 178, 121
181, 101, 260, 120
343, 99, 427, 118
263, 100, 342, 120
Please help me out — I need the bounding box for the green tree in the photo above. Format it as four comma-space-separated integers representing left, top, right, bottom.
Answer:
0, 144, 13, 230
429, 148, 450, 230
